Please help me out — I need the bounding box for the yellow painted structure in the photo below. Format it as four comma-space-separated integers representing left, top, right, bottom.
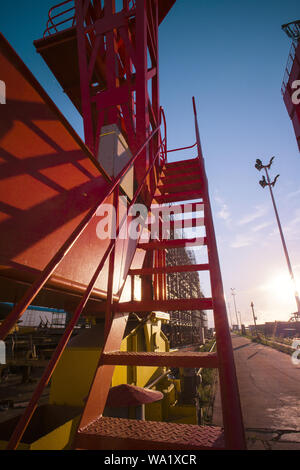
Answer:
0, 314, 198, 450
0, 405, 81, 450
50, 315, 170, 407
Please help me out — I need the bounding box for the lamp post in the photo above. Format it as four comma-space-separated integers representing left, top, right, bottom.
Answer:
227, 302, 233, 330
255, 157, 300, 314
250, 301, 258, 337
238, 311, 243, 328
231, 288, 240, 330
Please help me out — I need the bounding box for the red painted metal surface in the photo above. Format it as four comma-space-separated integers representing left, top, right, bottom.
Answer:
3, 71, 167, 445
138, 237, 207, 250
106, 384, 163, 407
192, 97, 246, 449
43, 0, 175, 38
0, 87, 163, 340
154, 202, 203, 214
44, 0, 76, 37
0, 33, 117, 303
158, 179, 202, 193
101, 351, 218, 368
35, 0, 174, 201
4, 109, 167, 448
114, 297, 213, 313
129, 263, 209, 276
77, 312, 130, 431
0, 33, 154, 316
76, 417, 225, 450
164, 157, 198, 169
154, 189, 203, 204
281, 35, 300, 151
167, 142, 197, 153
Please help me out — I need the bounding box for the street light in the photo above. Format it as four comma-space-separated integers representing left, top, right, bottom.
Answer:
255, 157, 300, 314
250, 301, 259, 337
231, 287, 240, 330
238, 310, 243, 328
227, 302, 233, 329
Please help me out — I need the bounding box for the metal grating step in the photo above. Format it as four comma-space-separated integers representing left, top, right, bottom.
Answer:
129, 263, 209, 275
76, 417, 225, 450
164, 158, 199, 170
157, 179, 202, 194
101, 350, 218, 368
155, 190, 203, 204
138, 237, 207, 250
160, 172, 199, 184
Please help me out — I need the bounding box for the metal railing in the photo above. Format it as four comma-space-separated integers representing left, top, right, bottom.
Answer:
43, 0, 137, 37
44, 0, 76, 37
281, 41, 297, 96
167, 142, 197, 154
282, 20, 300, 40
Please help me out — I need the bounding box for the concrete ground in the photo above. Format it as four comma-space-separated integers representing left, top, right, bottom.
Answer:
213, 334, 300, 450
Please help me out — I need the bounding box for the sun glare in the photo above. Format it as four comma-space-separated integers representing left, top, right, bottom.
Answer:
261, 272, 300, 304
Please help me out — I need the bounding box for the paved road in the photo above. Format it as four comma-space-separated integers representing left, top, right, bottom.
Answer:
213, 335, 300, 449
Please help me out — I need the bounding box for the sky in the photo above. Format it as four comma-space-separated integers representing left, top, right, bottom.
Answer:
1, 0, 300, 327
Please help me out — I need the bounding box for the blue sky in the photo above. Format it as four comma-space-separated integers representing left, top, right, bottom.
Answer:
1, 0, 300, 326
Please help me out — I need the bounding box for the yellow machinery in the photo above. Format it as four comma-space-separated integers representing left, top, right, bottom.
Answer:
0, 313, 198, 450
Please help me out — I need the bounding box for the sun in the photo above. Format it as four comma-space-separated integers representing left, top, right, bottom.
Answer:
261, 272, 300, 305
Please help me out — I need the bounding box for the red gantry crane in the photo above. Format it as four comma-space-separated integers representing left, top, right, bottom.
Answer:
282, 20, 300, 151
0, 0, 246, 450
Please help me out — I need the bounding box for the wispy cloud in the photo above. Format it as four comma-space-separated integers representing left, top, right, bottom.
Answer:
251, 221, 273, 232
285, 188, 300, 200
214, 194, 231, 222
282, 209, 300, 240
230, 234, 254, 249
237, 204, 268, 226
263, 208, 300, 243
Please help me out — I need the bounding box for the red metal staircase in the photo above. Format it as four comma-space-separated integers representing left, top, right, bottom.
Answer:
72, 98, 246, 450
0, 0, 246, 450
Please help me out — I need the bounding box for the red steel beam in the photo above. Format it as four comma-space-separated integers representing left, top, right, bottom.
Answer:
192, 96, 246, 449
167, 142, 197, 153
138, 237, 207, 250
158, 179, 202, 193
129, 263, 210, 276
114, 297, 213, 313
152, 202, 204, 214
154, 190, 203, 204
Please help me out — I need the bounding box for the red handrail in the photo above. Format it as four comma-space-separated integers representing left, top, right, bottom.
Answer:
192, 96, 246, 449
43, 0, 137, 37
281, 42, 297, 95
160, 106, 167, 164
44, 0, 76, 37
167, 142, 197, 153
4, 109, 167, 449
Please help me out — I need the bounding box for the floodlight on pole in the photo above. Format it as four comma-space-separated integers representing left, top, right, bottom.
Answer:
231, 287, 240, 330
255, 157, 300, 315
250, 301, 259, 337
